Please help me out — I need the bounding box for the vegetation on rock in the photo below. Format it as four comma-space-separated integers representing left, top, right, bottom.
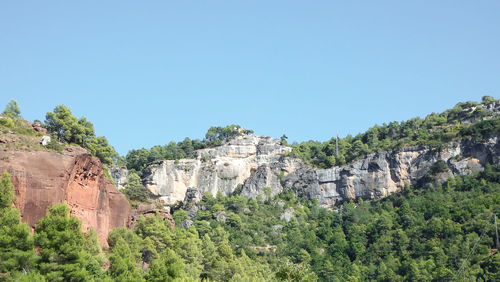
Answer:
1, 97, 499, 281
45, 105, 118, 164
289, 96, 499, 168
125, 124, 253, 176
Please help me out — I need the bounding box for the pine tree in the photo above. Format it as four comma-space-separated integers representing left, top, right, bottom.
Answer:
2, 100, 21, 118
34, 203, 92, 281
109, 237, 144, 282
0, 172, 37, 277
145, 248, 189, 282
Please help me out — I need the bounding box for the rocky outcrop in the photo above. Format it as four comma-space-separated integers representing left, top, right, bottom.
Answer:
282, 135, 499, 207
110, 165, 128, 190
145, 135, 291, 205
130, 203, 174, 228
0, 146, 131, 246
146, 134, 499, 209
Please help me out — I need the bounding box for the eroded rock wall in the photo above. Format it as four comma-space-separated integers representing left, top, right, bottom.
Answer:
145, 135, 291, 204
145, 134, 499, 209
0, 147, 131, 246
284, 135, 499, 207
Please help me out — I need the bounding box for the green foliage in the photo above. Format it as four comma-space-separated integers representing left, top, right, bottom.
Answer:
172, 208, 188, 226
0, 116, 14, 128
187, 166, 500, 281
122, 170, 150, 204
3, 100, 21, 118
482, 95, 496, 105
109, 237, 144, 282
429, 160, 449, 175
275, 260, 318, 282
289, 98, 499, 168
204, 124, 253, 146
145, 249, 188, 282
0, 172, 37, 278
0, 172, 14, 209
85, 136, 118, 165
45, 105, 118, 164
45, 105, 89, 143
125, 125, 252, 176
34, 203, 98, 281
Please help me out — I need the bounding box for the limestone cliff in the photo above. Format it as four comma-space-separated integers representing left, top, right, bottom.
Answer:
0, 146, 131, 246
144, 135, 291, 204
142, 134, 499, 209
282, 136, 499, 207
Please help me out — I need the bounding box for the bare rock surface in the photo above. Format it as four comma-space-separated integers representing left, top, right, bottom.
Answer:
145, 134, 499, 209
0, 146, 131, 246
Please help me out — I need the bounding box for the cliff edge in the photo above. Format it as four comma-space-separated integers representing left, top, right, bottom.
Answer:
0, 146, 131, 246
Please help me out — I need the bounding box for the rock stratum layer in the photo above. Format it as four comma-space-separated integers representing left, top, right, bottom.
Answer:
143, 134, 499, 208
0, 147, 131, 246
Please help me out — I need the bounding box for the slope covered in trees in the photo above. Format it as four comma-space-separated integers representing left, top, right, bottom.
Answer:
1, 163, 499, 281
0, 97, 499, 280
179, 165, 500, 281
289, 96, 499, 168
0, 101, 118, 166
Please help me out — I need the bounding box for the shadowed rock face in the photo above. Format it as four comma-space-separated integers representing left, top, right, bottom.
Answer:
143, 134, 499, 209
0, 146, 131, 246
284, 135, 499, 207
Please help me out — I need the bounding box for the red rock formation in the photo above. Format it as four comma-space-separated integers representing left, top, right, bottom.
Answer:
0, 146, 131, 246
130, 203, 175, 228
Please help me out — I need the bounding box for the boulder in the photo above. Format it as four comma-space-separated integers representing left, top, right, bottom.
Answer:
40, 136, 51, 146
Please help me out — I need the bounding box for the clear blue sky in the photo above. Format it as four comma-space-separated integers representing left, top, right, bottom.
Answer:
1, 1, 499, 156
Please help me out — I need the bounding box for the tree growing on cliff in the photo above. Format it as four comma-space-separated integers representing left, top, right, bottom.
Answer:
0, 172, 37, 277
204, 125, 253, 146
45, 105, 90, 143
122, 171, 150, 204
0, 172, 14, 209
45, 105, 118, 164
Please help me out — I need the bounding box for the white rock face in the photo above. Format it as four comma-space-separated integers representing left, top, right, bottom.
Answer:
145, 135, 291, 205
145, 133, 499, 208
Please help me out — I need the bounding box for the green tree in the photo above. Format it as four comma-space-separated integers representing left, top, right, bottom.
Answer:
0, 172, 37, 277
134, 215, 174, 254
122, 171, 150, 203
275, 260, 318, 282
172, 208, 188, 226
172, 228, 203, 279
45, 105, 118, 164
34, 203, 93, 281
2, 100, 21, 118
45, 105, 86, 143
145, 249, 190, 282
0, 172, 14, 209
108, 227, 143, 263
109, 237, 144, 282
125, 149, 151, 175
84, 136, 119, 165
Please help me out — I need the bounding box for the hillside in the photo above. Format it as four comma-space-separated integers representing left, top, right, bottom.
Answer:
111, 96, 500, 211
0, 97, 499, 281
